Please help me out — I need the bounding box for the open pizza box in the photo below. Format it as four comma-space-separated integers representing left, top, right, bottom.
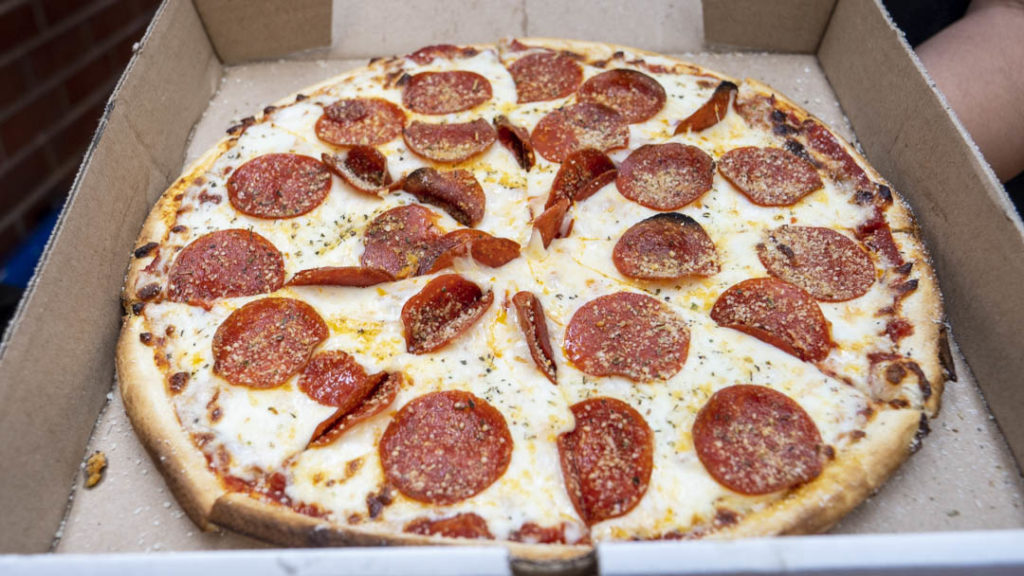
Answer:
1, 0, 1023, 573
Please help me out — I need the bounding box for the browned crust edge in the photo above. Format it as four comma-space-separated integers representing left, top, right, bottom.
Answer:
114, 37, 946, 556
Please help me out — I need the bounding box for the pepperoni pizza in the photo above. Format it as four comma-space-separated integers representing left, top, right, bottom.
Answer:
117, 39, 948, 562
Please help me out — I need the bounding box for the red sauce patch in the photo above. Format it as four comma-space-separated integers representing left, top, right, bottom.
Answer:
212, 298, 328, 388
616, 143, 714, 210
380, 390, 512, 504
558, 397, 654, 525
315, 98, 406, 147
532, 102, 629, 163
693, 385, 824, 494
402, 71, 492, 115
564, 292, 690, 382
711, 277, 834, 362
508, 52, 583, 103
401, 274, 494, 354
578, 69, 666, 124
168, 229, 285, 305
227, 153, 331, 218
613, 213, 719, 279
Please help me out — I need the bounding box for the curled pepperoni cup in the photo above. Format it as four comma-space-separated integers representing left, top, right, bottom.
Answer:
380, 390, 513, 505
674, 80, 737, 134
494, 116, 535, 171
402, 167, 486, 227
564, 292, 690, 382
718, 146, 823, 206
548, 148, 617, 208
298, 351, 376, 410
508, 51, 583, 103
558, 397, 654, 525
287, 266, 394, 288
309, 372, 401, 448
531, 102, 629, 163
315, 98, 406, 147
613, 213, 720, 280
757, 226, 876, 302
168, 229, 285, 304
402, 274, 494, 354
512, 291, 558, 385
578, 69, 667, 124
227, 153, 331, 219
693, 385, 824, 495
711, 277, 834, 362
321, 147, 393, 195
417, 229, 520, 275
404, 513, 494, 540
360, 205, 443, 279
616, 143, 714, 211
403, 119, 497, 164
533, 197, 572, 248
402, 71, 492, 115
212, 298, 328, 389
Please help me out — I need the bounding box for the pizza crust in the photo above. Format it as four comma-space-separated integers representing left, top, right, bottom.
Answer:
114, 38, 948, 558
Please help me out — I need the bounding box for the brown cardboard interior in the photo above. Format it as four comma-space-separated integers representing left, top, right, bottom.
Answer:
703, 0, 837, 53
1, 0, 1022, 558
193, 0, 332, 64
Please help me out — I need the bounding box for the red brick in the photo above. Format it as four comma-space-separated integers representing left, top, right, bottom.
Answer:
0, 3, 40, 54
0, 60, 30, 111
40, 0, 88, 27
0, 85, 66, 152
0, 150, 50, 215
27, 23, 93, 83
63, 50, 116, 103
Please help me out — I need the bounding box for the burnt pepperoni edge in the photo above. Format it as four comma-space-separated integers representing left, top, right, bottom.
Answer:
612, 213, 720, 280
402, 167, 486, 227
512, 291, 558, 384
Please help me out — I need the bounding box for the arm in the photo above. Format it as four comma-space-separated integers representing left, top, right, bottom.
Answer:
916, 0, 1024, 182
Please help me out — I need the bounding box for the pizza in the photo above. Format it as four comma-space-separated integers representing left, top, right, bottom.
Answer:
117, 38, 950, 563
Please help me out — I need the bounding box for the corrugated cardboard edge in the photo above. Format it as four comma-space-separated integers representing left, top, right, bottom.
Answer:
0, 0, 222, 553
193, 0, 332, 64
818, 0, 1024, 469
703, 0, 837, 53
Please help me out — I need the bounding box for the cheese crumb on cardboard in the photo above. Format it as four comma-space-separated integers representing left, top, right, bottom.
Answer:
84, 451, 107, 488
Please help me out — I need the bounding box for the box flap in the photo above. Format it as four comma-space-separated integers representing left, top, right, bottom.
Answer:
818, 0, 1024, 464
703, 0, 837, 53
194, 0, 331, 64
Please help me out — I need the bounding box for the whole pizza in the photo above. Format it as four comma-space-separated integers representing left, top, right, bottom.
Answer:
117, 38, 949, 562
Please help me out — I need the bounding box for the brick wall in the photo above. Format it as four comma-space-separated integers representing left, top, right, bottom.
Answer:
0, 0, 162, 260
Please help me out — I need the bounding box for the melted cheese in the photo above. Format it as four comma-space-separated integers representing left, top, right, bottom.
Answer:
139, 45, 908, 542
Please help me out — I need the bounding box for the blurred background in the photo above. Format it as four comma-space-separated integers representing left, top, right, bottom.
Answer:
0, 0, 1020, 334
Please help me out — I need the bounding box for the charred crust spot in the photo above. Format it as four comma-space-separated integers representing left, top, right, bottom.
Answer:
366, 485, 394, 519
263, 105, 277, 116
714, 508, 739, 527
854, 189, 874, 205
850, 429, 867, 441
877, 184, 893, 203
133, 242, 159, 258
170, 225, 187, 234
295, 94, 308, 102
889, 398, 911, 409
168, 371, 189, 394
895, 279, 919, 297
131, 302, 145, 315
911, 413, 931, 453
938, 323, 958, 382
896, 262, 914, 276
396, 73, 411, 88
139, 332, 153, 345
885, 362, 907, 385
226, 116, 256, 136
823, 445, 836, 460
137, 283, 161, 301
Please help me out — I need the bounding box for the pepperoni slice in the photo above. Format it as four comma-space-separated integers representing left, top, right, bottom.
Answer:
402, 71, 492, 115
757, 226, 875, 302
508, 52, 583, 103
616, 143, 714, 210
309, 372, 401, 448
360, 205, 444, 279
227, 153, 331, 218
315, 98, 406, 147
674, 80, 737, 134
495, 115, 535, 171
693, 385, 824, 495
380, 390, 512, 504
613, 213, 719, 280
718, 146, 823, 206
403, 119, 497, 164
287, 266, 394, 288
710, 278, 834, 362
533, 197, 572, 248
564, 292, 689, 382
322, 147, 393, 195
401, 274, 494, 354
578, 69, 666, 124
417, 229, 520, 275
402, 167, 486, 227
212, 298, 328, 388
558, 397, 653, 525
406, 44, 478, 64
532, 102, 629, 163
509, 523, 567, 544
512, 291, 557, 385
405, 513, 493, 540
547, 148, 616, 208
298, 350, 376, 411
167, 229, 284, 304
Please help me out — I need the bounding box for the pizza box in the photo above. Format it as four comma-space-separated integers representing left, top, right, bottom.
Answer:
1, 0, 1022, 573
